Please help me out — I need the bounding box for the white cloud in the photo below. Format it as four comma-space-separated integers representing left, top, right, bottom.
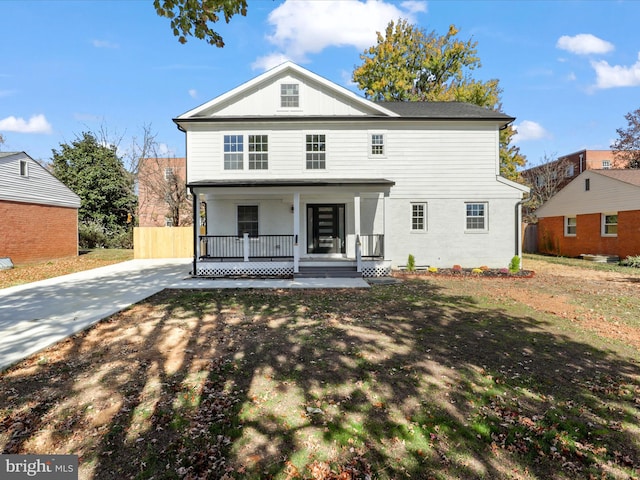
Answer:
591, 52, 640, 89
556, 34, 614, 55
513, 120, 550, 143
0, 89, 16, 98
92, 39, 119, 49
400, 1, 428, 14
252, 52, 293, 71
253, 0, 426, 70
0, 114, 52, 134
188, 89, 198, 98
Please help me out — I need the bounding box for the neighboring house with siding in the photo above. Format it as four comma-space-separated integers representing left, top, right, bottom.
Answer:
0, 152, 81, 264
535, 169, 640, 259
173, 62, 530, 278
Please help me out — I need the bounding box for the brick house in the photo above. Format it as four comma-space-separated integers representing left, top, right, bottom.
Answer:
535, 169, 640, 259
137, 157, 191, 227
0, 152, 81, 264
521, 149, 627, 191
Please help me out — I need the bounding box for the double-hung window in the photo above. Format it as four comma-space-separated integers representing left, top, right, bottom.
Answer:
281, 83, 299, 108
248, 135, 268, 170
224, 135, 244, 170
306, 134, 326, 169
237, 205, 259, 237
602, 213, 618, 236
465, 202, 487, 231
565, 216, 576, 236
370, 133, 385, 156
411, 203, 427, 231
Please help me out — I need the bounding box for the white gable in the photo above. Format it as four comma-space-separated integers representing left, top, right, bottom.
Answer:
177, 62, 398, 119
536, 170, 640, 218
0, 152, 81, 208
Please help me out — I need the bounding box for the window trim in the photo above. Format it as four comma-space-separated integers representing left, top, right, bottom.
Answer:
19, 160, 29, 177
369, 132, 386, 158
248, 134, 269, 170
280, 83, 300, 109
564, 216, 577, 237
601, 212, 618, 237
305, 133, 327, 170
237, 204, 259, 238
410, 202, 427, 232
465, 202, 488, 232
223, 134, 244, 170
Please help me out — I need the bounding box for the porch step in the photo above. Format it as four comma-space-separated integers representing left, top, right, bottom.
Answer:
295, 265, 362, 279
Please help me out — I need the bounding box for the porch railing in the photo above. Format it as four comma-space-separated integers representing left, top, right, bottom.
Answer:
200, 234, 294, 260
359, 234, 384, 258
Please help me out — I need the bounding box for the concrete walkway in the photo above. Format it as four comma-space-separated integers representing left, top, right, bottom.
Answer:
0, 259, 369, 371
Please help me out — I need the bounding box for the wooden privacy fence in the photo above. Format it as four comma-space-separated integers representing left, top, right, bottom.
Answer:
134, 227, 193, 259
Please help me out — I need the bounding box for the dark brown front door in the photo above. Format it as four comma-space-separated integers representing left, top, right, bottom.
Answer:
307, 204, 345, 254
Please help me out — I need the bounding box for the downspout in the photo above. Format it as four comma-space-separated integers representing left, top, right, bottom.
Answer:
190, 186, 197, 276
515, 198, 525, 269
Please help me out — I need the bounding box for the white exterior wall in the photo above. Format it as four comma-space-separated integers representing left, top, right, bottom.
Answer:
0, 153, 81, 208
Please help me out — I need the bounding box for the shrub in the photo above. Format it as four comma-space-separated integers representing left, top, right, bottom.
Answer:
509, 255, 521, 273
428, 266, 438, 273
452, 264, 462, 272
620, 255, 640, 268
471, 268, 483, 275
406, 254, 416, 272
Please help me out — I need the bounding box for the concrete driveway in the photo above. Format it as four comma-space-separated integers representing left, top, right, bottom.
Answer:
0, 259, 192, 371
0, 259, 370, 371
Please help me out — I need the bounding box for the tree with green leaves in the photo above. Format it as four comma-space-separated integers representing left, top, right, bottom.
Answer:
51, 132, 137, 248
154, 0, 247, 46
352, 19, 525, 180
611, 107, 640, 169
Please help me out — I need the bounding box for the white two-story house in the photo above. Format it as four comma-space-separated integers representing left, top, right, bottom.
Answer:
174, 62, 529, 278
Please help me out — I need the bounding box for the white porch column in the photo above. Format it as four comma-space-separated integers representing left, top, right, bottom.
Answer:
383, 192, 389, 260
354, 193, 361, 272
293, 192, 300, 273
243, 233, 249, 262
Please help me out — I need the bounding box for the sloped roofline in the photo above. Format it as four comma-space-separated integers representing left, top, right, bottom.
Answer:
176, 61, 400, 119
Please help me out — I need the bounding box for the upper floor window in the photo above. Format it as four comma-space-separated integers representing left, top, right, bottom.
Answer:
224, 135, 244, 170
411, 203, 427, 231
465, 202, 487, 231
306, 134, 326, 169
602, 160, 611, 169
164, 167, 174, 180
565, 164, 575, 177
238, 205, 259, 237
281, 83, 299, 108
602, 213, 618, 236
19, 160, 28, 177
565, 216, 576, 236
248, 135, 268, 170
370, 133, 385, 156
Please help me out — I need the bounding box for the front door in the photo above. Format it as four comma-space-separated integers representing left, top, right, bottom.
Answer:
307, 204, 345, 254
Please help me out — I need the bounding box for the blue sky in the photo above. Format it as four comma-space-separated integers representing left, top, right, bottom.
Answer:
2, 0, 639, 168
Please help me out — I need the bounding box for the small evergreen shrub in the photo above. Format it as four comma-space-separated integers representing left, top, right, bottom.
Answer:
620, 255, 640, 268
509, 255, 521, 273
406, 254, 416, 272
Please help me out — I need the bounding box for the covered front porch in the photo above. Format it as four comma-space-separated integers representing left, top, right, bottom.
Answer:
188, 179, 394, 278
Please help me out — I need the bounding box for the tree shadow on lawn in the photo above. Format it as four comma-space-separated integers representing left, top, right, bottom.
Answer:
1, 280, 639, 479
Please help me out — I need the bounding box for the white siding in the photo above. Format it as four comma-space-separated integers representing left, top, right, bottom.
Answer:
536, 171, 640, 218
196, 74, 377, 117
0, 153, 81, 208
186, 122, 518, 199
